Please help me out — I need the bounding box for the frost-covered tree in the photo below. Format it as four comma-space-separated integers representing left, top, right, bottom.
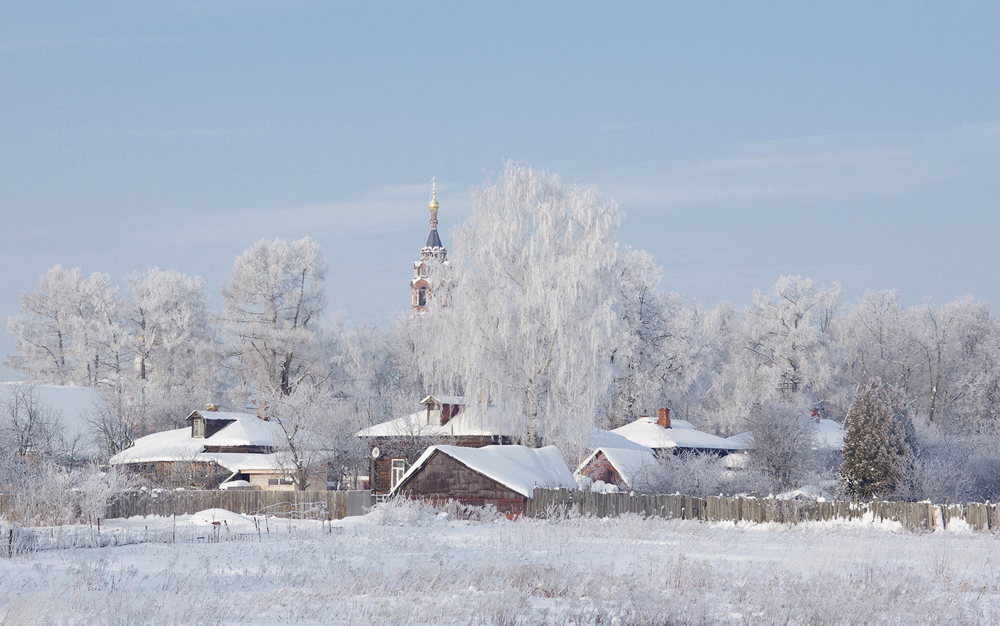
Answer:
263, 385, 337, 490
429, 163, 622, 452
0, 383, 59, 458
125, 268, 216, 386
121, 268, 220, 430
841, 291, 917, 395
75, 272, 128, 391
700, 276, 841, 435
746, 403, 817, 491
907, 297, 997, 429
7, 266, 88, 384
840, 379, 918, 499
222, 237, 328, 398
7, 266, 129, 392
609, 248, 699, 427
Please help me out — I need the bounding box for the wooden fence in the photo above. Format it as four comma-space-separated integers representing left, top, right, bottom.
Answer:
527, 488, 1000, 533
0, 490, 369, 524
104, 489, 370, 520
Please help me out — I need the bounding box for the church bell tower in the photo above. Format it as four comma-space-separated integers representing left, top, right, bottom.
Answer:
411, 178, 448, 314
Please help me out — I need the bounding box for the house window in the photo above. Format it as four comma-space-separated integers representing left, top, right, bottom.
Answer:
192, 418, 205, 438
390, 459, 406, 489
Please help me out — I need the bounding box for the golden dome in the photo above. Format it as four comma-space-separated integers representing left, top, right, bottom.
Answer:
429, 177, 439, 212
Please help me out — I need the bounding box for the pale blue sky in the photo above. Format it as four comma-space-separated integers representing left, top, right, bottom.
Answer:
2, 3, 999, 378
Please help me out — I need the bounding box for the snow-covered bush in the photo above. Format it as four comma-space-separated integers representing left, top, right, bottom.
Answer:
2, 465, 135, 526
644, 453, 776, 498
369, 496, 441, 527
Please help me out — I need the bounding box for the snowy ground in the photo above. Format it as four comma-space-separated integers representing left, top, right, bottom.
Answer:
2, 501, 999, 625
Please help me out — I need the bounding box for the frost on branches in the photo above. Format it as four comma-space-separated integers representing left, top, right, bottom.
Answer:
222, 237, 327, 398
425, 163, 622, 454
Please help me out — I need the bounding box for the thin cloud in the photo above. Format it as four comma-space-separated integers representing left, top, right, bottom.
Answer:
601, 124, 1000, 209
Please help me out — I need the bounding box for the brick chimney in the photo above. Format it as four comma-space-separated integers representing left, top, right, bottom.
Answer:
205, 403, 219, 412
811, 408, 820, 423
658, 407, 671, 429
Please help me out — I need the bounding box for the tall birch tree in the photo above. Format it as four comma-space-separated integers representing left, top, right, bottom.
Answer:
429, 163, 622, 452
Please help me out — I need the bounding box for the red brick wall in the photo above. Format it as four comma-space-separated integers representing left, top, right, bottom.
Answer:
578, 452, 624, 487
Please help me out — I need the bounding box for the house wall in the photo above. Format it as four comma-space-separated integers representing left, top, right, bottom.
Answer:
394, 450, 526, 515
121, 460, 229, 489
578, 452, 624, 487
368, 435, 509, 494
247, 469, 328, 492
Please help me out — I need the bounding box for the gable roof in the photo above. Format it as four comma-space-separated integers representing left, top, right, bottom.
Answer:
576, 447, 661, 490
587, 428, 656, 454
357, 402, 517, 438
110, 412, 289, 473
420, 395, 465, 406
611, 417, 740, 452
391, 444, 576, 499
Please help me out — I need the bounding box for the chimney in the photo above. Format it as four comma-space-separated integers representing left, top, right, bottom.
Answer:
256, 403, 269, 421
811, 408, 820, 423
205, 403, 219, 412
441, 403, 452, 426
658, 407, 671, 429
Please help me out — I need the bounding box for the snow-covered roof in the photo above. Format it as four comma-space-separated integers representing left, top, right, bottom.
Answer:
0, 383, 112, 458
576, 447, 660, 489
357, 403, 516, 438
420, 395, 465, 406
204, 415, 287, 448
187, 410, 253, 422
611, 417, 740, 452
725, 431, 754, 448
392, 444, 577, 498
815, 419, 845, 450
110, 412, 290, 473
219, 479, 252, 490
587, 428, 655, 454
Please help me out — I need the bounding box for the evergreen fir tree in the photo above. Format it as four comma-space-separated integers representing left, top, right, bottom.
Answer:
840, 379, 918, 498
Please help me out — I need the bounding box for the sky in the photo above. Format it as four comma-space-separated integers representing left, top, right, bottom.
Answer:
2, 3, 999, 379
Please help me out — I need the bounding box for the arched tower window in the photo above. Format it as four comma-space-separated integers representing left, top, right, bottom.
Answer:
418, 286, 427, 307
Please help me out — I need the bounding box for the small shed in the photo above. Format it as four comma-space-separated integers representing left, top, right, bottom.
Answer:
389, 444, 576, 515
576, 447, 660, 492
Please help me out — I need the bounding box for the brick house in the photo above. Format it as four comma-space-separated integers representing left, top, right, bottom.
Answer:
575, 447, 660, 492
356, 395, 517, 495
389, 444, 576, 515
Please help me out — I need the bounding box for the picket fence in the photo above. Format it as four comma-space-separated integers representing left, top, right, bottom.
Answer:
526, 488, 1000, 532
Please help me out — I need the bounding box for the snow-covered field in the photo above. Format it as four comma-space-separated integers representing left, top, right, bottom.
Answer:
2, 501, 999, 625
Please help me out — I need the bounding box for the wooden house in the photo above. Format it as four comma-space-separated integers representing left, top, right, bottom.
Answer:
110, 406, 327, 490
390, 444, 576, 515
357, 395, 517, 495
612, 408, 742, 457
